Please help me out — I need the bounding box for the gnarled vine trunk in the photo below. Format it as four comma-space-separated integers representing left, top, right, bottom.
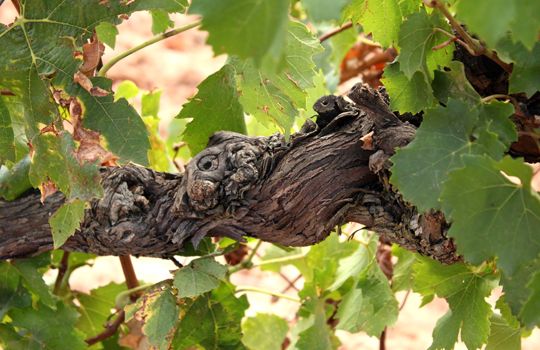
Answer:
0, 84, 459, 263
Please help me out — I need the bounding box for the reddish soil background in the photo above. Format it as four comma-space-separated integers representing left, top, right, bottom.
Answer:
1, 4, 539, 349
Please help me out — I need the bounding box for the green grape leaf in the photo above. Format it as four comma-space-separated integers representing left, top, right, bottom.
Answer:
78, 78, 150, 165
441, 156, 540, 275
190, 0, 289, 65
0, 324, 40, 350
12, 255, 56, 309
0, 1, 183, 165
398, 0, 421, 17
242, 313, 288, 350
391, 245, 416, 292
0, 155, 32, 201
295, 298, 339, 350
398, 10, 453, 80
176, 64, 246, 155
76, 282, 126, 339
173, 257, 227, 298
495, 295, 521, 330
172, 283, 249, 349
485, 314, 521, 350
304, 233, 358, 291
432, 61, 480, 104
511, 0, 540, 50
343, 0, 401, 47
0, 97, 15, 164
95, 22, 119, 49
382, 63, 437, 114
456, 0, 514, 48
499, 258, 540, 326
10, 302, 86, 350
142, 90, 162, 117
390, 99, 515, 211
142, 287, 180, 350
150, 9, 174, 34
336, 266, 398, 337
114, 80, 140, 101
303, 0, 350, 22
233, 20, 323, 134
29, 132, 103, 200
49, 200, 86, 249
413, 257, 497, 350
497, 40, 540, 96
0, 262, 31, 319
521, 269, 540, 327
328, 231, 377, 291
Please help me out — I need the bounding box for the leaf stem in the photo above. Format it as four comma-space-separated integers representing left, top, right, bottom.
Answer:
426, 0, 512, 73
119, 255, 139, 301
235, 286, 301, 302
319, 21, 353, 42
53, 251, 70, 295
229, 240, 262, 273
86, 310, 125, 346
98, 20, 201, 77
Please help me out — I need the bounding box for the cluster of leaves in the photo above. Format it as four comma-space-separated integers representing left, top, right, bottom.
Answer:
0, 0, 539, 349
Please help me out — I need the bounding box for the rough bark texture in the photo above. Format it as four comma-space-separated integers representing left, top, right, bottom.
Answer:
0, 84, 460, 264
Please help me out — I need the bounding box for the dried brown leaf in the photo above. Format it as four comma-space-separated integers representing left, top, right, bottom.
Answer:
73, 71, 94, 92
39, 180, 57, 203
79, 36, 105, 77
68, 98, 118, 166
360, 131, 374, 150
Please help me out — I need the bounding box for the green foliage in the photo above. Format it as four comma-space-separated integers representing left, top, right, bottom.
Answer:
10, 302, 87, 350
76, 282, 126, 340
173, 257, 228, 298
172, 282, 249, 349
442, 156, 540, 273
141, 287, 180, 350
50, 200, 86, 248
343, 0, 401, 47
398, 10, 453, 80
190, 0, 289, 66
486, 314, 521, 350
413, 257, 497, 350
381, 63, 437, 114
177, 64, 246, 155
232, 20, 323, 134
1, 0, 540, 349
242, 314, 289, 350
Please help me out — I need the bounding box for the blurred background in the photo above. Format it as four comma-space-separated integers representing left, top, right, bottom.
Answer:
1, 2, 539, 349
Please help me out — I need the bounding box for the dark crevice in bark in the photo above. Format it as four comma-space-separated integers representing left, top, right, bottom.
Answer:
1, 84, 460, 263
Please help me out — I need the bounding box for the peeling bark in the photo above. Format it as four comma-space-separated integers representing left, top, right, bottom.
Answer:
0, 84, 460, 264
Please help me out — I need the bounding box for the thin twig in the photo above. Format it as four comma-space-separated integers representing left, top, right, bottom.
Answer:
481, 94, 515, 103
319, 21, 353, 42
85, 310, 125, 346
98, 21, 201, 77
379, 328, 386, 350
235, 286, 301, 302
119, 255, 139, 301
0, 89, 15, 96
84, 256, 139, 345
228, 240, 263, 273
271, 274, 302, 303
245, 240, 262, 266
53, 251, 70, 295
170, 256, 184, 268
399, 290, 411, 311
426, 0, 512, 73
